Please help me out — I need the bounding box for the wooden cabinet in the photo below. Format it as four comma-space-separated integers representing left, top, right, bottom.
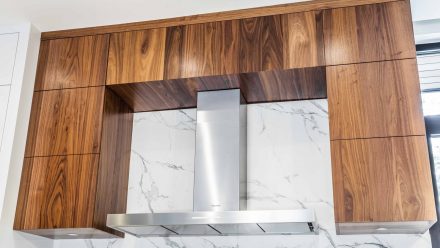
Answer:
324, 1, 434, 234
107, 29, 166, 84
109, 12, 325, 84
327, 59, 425, 140
331, 136, 436, 232
34, 35, 109, 91
323, 0, 415, 65
14, 155, 99, 230
24, 87, 105, 157
16, 0, 434, 238
17, 88, 132, 238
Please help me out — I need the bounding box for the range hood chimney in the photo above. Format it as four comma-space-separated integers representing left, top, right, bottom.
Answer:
107, 89, 318, 237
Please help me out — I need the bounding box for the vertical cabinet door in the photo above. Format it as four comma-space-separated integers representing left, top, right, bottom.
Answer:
323, 0, 415, 65
34, 35, 109, 91
327, 59, 425, 140
14, 155, 99, 230
239, 15, 284, 73
24, 87, 105, 157
107, 29, 166, 84
331, 136, 436, 225
282, 11, 325, 69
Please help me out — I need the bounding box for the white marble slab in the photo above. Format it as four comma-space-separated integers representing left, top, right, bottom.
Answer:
54, 100, 432, 248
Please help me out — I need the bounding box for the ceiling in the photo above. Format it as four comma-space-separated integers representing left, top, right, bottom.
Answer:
0, 0, 307, 32
0, 0, 438, 36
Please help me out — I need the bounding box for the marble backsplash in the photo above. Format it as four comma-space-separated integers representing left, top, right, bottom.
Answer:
54, 100, 432, 248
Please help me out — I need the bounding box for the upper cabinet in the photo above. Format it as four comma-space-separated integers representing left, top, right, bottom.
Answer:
34, 35, 109, 91
327, 59, 425, 140
107, 29, 166, 84
323, 0, 415, 65
103, 1, 417, 85
106, 12, 327, 84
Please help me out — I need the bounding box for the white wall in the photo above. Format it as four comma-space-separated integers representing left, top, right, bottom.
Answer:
411, 0, 440, 22
411, 0, 440, 44
0, 0, 308, 32
0, 23, 52, 247
0, 31, 19, 220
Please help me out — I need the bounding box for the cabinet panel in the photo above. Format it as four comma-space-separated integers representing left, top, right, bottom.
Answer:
283, 11, 324, 68
323, 0, 415, 65
327, 59, 425, 140
34, 35, 109, 90
107, 29, 166, 84
24, 87, 104, 157
93, 90, 133, 236
164, 20, 240, 79
239, 15, 284, 73
331, 136, 436, 223
14, 155, 99, 230
241, 66, 326, 102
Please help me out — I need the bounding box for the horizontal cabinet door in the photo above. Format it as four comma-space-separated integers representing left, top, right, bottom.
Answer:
331, 136, 436, 224
34, 35, 109, 90
323, 0, 415, 65
327, 59, 425, 140
25, 87, 105, 157
107, 29, 166, 84
164, 20, 240, 79
14, 155, 99, 230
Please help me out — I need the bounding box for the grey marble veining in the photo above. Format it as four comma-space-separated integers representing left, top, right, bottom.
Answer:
53, 100, 432, 248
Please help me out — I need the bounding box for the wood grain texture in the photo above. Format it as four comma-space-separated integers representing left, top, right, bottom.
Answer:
110, 67, 326, 112
323, 0, 416, 65
239, 15, 284, 72
241, 67, 326, 102
327, 59, 425, 140
24, 87, 105, 157
92, 89, 133, 237
106, 29, 166, 84
14, 155, 99, 230
109, 75, 239, 112
283, 11, 324, 68
41, 0, 398, 40
34, 35, 109, 91
164, 20, 240, 79
331, 136, 436, 223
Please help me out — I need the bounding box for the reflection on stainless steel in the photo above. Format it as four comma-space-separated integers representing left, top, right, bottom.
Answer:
106, 89, 318, 236
194, 89, 246, 212
107, 210, 317, 237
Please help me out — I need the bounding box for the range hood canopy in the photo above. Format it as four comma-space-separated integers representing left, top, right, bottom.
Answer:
107, 210, 317, 236
107, 89, 318, 236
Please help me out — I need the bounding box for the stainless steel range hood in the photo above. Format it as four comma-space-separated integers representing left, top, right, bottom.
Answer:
107, 89, 318, 237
